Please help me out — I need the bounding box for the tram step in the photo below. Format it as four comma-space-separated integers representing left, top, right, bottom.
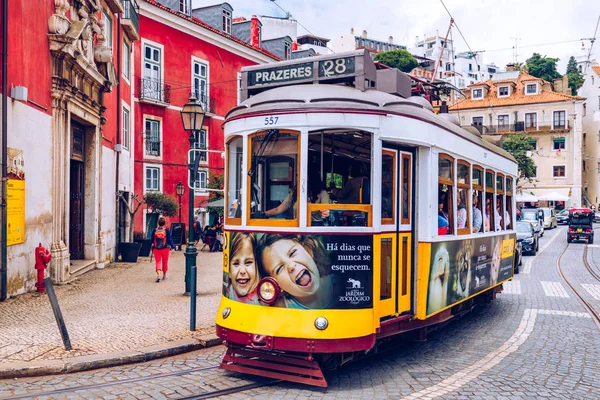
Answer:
220, 345, 328, 387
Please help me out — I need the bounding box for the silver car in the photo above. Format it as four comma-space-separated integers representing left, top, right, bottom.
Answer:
539, 207, 558, 229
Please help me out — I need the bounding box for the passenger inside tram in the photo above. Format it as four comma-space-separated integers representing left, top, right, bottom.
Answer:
472, 191, 483, 233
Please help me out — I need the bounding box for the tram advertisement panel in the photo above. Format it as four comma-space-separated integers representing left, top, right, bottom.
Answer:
223, 232, 373, 309
427, 234, 515, 316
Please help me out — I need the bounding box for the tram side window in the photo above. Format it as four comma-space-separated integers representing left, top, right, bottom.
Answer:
226, 137, 243, 221
485, 171, 495, 232
381, 151, 395, 224
249, 130, 299, 221
307, 130, 372, 227
438, 155, 454, 235
506, 178, 513, 230
457, 162, 470, 235
472, 167, 484, 233
497, 175, 507, 230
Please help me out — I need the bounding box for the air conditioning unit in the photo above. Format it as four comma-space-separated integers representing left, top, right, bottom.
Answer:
114, 144, 124, 152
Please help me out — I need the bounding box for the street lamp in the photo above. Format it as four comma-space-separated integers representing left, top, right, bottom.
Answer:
180, 96, 206, 327
176, 181, 184, 223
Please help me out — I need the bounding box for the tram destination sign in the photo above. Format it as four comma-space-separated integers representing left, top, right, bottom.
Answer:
243, 51, 372, 99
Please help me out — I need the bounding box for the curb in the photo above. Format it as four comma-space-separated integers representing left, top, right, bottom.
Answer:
0, 334, 222, 380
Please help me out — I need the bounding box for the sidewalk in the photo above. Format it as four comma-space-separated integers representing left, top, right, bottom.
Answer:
0, 248, 223, 378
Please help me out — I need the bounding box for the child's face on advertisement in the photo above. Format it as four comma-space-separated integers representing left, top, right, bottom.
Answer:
261, 239, 321, 298
230, 239, 258, 297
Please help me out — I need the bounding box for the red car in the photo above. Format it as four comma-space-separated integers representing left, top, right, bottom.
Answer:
567, 208, 594, 244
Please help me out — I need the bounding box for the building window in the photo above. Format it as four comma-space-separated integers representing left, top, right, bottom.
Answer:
553, 111, 566, 129
144, 119, 161, 157
122, 40, 130, 81
284, 41, 291, 60
472, 116, 483, 126
145, 166, 160, 191
143, 44, 162, 101
179, 0, 189, 14
526, 83, 538, 95
498, 115, 509, 132
553, 137, 566, 150
472, 88, 483, 99
553, 165, 565, 177
525, 113, 537, 130
222, 8, 231, 34
122, 107, 130, 150
191, 129, 208, 164
103, 11, 113, 47
498, 86, 509, 97
528, 139, 537, 151
193, 60, 209, 110
446, 63, 451, 71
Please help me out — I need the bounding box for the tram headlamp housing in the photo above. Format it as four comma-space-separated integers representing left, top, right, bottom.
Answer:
222, 307, 231, 319
258, 277, 281, 305
314, 317, 328, 330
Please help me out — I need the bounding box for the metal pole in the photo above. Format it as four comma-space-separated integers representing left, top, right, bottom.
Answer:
0, 0, 8, 301
184, 134, 198, 296
190, 265, 197, 331
44, 277, 72, 350
178, 195, 182, 223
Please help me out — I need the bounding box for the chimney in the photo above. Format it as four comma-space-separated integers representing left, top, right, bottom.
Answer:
506, 63, 515, 72
362, 30, 367, 39
250, 15, 260, 48
350, 27, 354, 35
388, 35, 393, 44
292, 41, 299, 51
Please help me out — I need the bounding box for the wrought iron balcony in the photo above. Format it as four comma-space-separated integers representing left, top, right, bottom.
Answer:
122, 0, 139, 41
138, 78, 171, 106
144, 132, 161, 157
465, 120, 571, 135
192, 91, 217, 115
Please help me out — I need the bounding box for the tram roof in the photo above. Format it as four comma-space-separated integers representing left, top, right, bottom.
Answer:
225, 84, 516, 163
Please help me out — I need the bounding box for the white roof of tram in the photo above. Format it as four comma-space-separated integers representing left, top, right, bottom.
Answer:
225, 84, 516, 162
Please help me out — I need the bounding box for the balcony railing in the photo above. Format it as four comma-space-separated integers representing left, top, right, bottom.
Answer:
192, 91, 217, 115
138, 78, 171, 105
466, 120, 571, 135
122, 0, 140, 40
144, 133, 161, 157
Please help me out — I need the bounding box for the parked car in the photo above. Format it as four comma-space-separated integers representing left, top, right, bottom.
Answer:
595, 212, 600, 223
514, 239, 523, 274
539, 207, 557, 229
567, 208, 594, 244
517, 220, 539, 256
521, 208, 544, 237
556, 209, 570, 224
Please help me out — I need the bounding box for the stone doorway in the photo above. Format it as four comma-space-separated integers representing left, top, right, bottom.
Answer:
69, 122, 86, 260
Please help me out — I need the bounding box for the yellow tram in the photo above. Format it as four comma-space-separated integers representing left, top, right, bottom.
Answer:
216, 50, 517, 387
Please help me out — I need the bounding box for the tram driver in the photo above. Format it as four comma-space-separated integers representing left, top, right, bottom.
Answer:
265, 173, 330, 224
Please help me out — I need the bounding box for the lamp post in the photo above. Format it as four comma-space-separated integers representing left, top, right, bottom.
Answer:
176, 181, 184, 223
180, 97, 206, 331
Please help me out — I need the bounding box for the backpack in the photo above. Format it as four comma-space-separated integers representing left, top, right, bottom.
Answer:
154, 228, 167, 250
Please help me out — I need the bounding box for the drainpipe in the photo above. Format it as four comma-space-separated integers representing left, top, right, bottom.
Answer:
115, 15, 122, 248
1, 0, 8, 301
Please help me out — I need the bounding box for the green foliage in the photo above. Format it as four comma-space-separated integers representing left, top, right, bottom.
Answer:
206, 171, 224, 217
513, 62, 528, 73
374, 49, 419, 73
501, 134, 537, 182
525, 53, 562, 82
143, 192, 178, 217
566, 56, 584, 95
326, 172, 343, 189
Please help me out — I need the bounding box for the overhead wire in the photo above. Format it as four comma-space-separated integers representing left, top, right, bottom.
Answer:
583, 14, 600, 74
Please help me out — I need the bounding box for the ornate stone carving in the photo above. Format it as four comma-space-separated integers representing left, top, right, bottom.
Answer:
48, 0, 71, 35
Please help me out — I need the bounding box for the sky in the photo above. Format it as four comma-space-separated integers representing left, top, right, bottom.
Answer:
192, 0, 600, 74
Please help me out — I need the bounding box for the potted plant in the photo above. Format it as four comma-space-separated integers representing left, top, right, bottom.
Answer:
117, 193, 145, 262
133, 231, 152, 257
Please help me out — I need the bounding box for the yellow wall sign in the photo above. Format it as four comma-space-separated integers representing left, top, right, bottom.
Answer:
7, 179, 25, 246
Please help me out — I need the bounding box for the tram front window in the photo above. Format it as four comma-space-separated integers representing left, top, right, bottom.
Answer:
249, 130, 299, 222
308, 129, 372, 227
227, 137, 243, 220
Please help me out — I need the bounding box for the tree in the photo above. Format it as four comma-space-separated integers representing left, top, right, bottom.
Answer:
117, 192, 179, 242
525, 53, 561, 82
566, 56, 584, 95
374, 49, 419, 73
204, 171, 224, 217
501, 134, 537, 183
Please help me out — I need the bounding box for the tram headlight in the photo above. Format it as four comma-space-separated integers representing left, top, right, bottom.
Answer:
258, 277, 281, 305
314, 317, 328, 330
222, 307, 231, 319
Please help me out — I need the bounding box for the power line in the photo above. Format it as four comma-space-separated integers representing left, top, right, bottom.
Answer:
583, 14, 600, 74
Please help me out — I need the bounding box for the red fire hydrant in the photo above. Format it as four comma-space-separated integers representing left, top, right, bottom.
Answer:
35, 243, 52, 293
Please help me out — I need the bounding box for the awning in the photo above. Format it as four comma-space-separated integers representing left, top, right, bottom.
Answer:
206, 198, 224, 208
515, 192, 538, 202
527, 188, 571, 202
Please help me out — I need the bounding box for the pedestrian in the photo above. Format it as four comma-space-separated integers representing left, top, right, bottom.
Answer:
193, 216, 201, 246
150, 217, 175, 282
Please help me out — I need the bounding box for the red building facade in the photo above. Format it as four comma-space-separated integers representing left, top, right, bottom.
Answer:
133, 1, 278, 235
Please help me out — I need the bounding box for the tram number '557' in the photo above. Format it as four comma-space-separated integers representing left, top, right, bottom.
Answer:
264, 116, 279, 126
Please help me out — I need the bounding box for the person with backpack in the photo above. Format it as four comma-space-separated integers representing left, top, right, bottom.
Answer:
150, 217, 175, 282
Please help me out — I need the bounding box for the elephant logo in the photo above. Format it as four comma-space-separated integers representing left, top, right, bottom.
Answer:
347, 278, 361, 289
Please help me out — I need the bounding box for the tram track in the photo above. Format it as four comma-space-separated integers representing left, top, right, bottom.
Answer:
555, 241, 600, 330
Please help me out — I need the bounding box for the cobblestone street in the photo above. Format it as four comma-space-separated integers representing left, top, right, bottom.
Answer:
0, 249, 222, 365
3, 226, 600, 399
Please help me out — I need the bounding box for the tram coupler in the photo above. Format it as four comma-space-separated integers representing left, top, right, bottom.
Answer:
35, 243, 52, 293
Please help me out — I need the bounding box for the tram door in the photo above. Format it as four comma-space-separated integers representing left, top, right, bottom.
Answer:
377, 149, 412, 320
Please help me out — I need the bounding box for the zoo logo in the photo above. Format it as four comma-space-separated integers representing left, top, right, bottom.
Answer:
347, 278, 361, 289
